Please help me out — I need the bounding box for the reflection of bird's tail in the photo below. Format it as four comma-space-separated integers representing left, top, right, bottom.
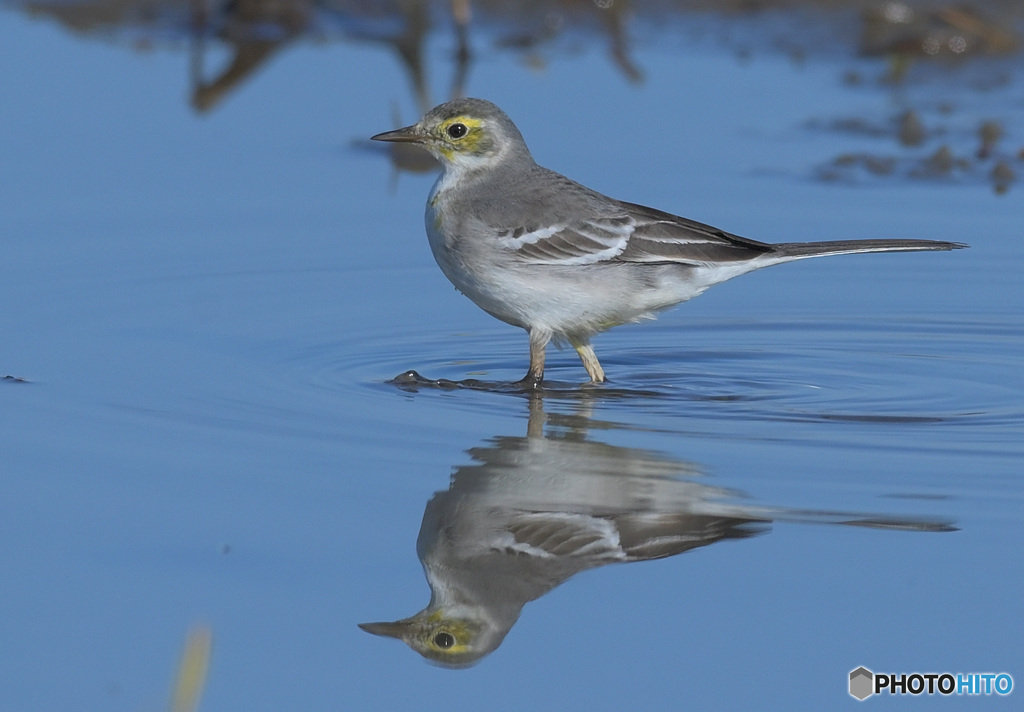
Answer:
750, 506, 958, 533
771, 239, 966, 260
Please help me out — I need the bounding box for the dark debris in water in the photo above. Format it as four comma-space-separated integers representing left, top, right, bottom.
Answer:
860, 3, 1021, 62
386, 370, 804, 404
386, 370, 665, 399
813, 111, 1022, 194
388, 370, 523, 393
3, 375, 30, 384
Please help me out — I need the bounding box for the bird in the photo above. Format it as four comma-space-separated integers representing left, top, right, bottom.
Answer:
371, 98, 965, 387
358, 412, 769, 667
358, 397, 956, 666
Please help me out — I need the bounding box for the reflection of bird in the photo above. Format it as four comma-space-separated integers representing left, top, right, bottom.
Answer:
373, 98, 965, 386
359, 398, 956, 667
360, 428, 766, 667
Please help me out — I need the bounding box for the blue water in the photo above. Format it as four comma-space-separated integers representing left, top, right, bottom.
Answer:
2, 4, 1022, 710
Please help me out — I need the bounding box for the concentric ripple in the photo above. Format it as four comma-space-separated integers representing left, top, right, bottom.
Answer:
272, 314, 1021, 448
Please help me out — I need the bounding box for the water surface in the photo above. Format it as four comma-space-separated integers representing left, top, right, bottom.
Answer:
1, 2, 1022, 709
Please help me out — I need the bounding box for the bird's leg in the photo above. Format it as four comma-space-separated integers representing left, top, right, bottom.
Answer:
515, 329, 548, 389
525, 393, 546, 438
571, 339, 606, 383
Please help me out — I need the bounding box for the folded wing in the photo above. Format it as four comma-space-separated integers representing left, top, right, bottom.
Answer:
499, 201, 774, 267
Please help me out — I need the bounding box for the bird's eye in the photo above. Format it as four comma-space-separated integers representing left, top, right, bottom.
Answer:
446, 123, 468, 139
433, 632, 455, 649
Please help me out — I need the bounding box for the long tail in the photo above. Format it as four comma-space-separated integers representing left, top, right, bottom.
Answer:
771, 238, 967, 260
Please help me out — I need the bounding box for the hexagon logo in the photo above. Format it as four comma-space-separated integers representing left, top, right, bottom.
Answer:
850, 667, 874, 700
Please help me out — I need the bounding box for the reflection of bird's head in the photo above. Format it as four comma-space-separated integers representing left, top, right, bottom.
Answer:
359, 606, 504, 668
371, 98, 533, 171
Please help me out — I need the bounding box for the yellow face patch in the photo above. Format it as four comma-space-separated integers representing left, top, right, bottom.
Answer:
419, 612, 476, 656
437, 115, 487, 158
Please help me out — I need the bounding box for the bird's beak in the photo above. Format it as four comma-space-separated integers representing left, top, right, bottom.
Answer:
371, 124, 426, 144
358, 621, 409, 639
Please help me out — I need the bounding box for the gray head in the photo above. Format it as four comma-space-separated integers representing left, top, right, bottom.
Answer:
371, 98, 534, 170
